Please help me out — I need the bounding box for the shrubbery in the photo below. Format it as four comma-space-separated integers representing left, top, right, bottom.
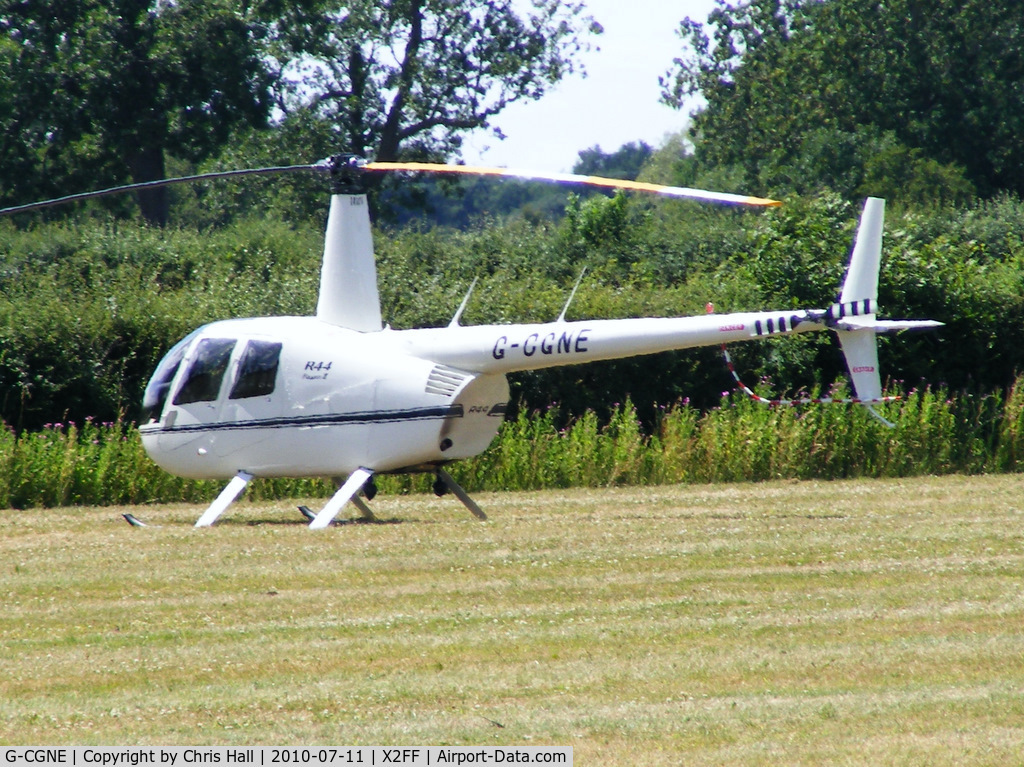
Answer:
2, 189, 1024, 505
3, 379, 1023, 509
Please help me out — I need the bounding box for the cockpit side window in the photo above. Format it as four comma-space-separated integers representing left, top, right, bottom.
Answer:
229, 340, 282, 399
173, 338, 236, 406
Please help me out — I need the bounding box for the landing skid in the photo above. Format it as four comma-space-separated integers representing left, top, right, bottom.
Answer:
303, 467, 486, 527
195, 471, 253, 527
299, 501, 376, 524
435, 468, 487, 521
193, 466, 484, 530
350, 494, 378, 521
309, 468, 375, 529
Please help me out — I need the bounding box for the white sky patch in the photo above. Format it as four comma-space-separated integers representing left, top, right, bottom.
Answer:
461, 0, 717, 171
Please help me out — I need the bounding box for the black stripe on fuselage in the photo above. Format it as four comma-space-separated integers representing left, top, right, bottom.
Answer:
142, 405, 464, 436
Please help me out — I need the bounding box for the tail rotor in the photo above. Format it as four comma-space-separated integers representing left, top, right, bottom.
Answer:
832, 197, 943, 423
724, 197, 942, 426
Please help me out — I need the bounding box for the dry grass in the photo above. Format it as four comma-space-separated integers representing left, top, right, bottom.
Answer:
2, 475, 1024, 764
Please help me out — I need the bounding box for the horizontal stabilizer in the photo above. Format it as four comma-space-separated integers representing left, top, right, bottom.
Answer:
836, 318, 945, 334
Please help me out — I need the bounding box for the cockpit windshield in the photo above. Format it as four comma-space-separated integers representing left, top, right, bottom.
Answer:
141, 329, 201, 423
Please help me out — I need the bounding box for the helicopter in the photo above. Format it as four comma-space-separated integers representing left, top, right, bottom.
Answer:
1, 155, 941, 528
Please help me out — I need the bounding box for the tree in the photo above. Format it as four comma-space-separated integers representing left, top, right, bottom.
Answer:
260, 0, 601, 163
661, 0, 1024, 202
0, 1, 598, 225
573, 141, 653, 180
0, 0, 271, 225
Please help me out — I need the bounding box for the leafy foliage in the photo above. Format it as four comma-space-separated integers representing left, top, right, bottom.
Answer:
0, 0, 600, 225
573, 141, 654, 180
0, 0, 271, 225
663, 0, 1024, 202
6, 379, 1024, 508
0, 218, 321, 429
4, 191, 1024, 434
261, 0, 601, 163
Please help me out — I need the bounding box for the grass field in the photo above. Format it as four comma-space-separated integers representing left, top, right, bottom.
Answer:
2, 475, 1024, 764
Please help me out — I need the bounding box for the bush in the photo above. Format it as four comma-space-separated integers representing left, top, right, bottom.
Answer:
4, 191, 1024, 437
3, 374, 1024, 509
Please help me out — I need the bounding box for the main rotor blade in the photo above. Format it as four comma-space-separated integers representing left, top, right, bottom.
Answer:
363, 161, 781, 207
1, 154, 781, 216
0, 163, 322, 217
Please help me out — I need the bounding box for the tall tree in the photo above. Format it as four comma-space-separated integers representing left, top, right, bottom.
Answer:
260, 0, 601, 163
573, 141, 653, 180
661, 0, 1024, 202
0, 0, 271, 225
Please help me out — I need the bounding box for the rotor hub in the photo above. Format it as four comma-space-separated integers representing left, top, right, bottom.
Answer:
321, 154, 368, 195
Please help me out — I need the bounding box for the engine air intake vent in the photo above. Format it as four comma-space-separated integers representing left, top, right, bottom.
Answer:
425, 365, 469, 397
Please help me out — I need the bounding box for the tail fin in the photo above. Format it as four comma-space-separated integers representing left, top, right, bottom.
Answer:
832, 197, 942, 423
839, 197, 884, 306
835, 197, 886, 405
317, 191, 383, 332
728, 197, 940, 424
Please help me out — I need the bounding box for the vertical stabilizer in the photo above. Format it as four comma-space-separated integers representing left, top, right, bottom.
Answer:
316, 193, 383, 332
836, 197, 885, 409
836, 329, 883, 402
839, 197, 884, 304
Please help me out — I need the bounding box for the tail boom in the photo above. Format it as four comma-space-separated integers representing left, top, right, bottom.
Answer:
398, 196, 939, 423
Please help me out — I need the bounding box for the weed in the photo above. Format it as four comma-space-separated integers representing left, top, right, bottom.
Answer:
3, 376, 1024, 509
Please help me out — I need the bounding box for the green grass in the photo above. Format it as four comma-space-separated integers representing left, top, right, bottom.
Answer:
5, 378, 1024, 508
2, 475, 1024, 764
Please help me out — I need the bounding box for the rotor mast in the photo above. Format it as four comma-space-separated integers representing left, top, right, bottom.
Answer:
315, 155, 383, 333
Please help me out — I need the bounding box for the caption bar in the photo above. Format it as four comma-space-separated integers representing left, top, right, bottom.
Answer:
2, 749, 571, 767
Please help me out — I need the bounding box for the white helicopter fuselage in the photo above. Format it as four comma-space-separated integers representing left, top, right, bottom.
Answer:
137, 316, 506, 479
2, 155, 940, 527
131, 172, 937, 527
138, 309, 817, 480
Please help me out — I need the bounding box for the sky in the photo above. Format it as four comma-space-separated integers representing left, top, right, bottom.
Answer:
460, 0, 719, 172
